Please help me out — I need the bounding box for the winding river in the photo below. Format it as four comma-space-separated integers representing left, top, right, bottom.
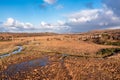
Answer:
0, 46, 23, 58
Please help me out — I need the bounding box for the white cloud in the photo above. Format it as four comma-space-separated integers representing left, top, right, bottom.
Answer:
44, 0, 57, 4
4, 18, 33, 28
107, 26, 120, 30
1, 2, 120, 33
102, 0, 120, 17
3, 18, 34, 32
23, 23, 33, 29
40, 21, 70, 33
40, 21, 48, 26
4, 18, 14, 26
1, 18, 70, 33
67, 9, 100, 23
65, 8, 120, 32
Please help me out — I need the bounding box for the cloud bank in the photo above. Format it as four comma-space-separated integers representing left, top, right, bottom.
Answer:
0, 18, 70, 33
102, 0, 120, 17
0, 18, 34, 32
66, 8, 120, 32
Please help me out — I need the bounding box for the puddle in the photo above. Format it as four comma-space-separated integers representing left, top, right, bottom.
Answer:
1, 53, 68, 77
0, 46, 23, 58
2, 56, 49, 76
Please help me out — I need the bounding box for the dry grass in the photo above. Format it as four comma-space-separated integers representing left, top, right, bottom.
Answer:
26, 36, 117, 57
0, 34, 120, 80
0, 35, 119, 67
0, 42, 16, 54
1, 54, 120, 80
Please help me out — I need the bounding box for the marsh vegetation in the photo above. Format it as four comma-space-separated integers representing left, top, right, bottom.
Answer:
0, 29, 120, 80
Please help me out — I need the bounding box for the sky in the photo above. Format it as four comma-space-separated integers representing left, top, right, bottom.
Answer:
0, 0, 120, 33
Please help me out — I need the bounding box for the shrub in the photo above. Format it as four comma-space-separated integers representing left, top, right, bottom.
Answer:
96, 48, 120, 58
106, 41, 120, 46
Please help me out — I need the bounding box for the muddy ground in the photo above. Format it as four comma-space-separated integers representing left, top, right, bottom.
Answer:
0, 53, 120, 80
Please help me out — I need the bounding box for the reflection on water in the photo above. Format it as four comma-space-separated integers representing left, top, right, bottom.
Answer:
0, 46, 23, 58
3, 57, 49, 76
28, 57, 48, 66
1, 53, 67, 77
12, 46, 23, 55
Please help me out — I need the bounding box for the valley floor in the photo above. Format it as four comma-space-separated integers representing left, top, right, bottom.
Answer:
0, 35, 120, 80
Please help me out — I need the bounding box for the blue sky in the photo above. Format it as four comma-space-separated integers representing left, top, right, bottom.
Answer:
0, 0, 101, 23
0, 0, 120, 33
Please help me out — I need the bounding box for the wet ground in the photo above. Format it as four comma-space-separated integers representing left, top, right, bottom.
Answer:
0, 53, 120, 80
1, 56, 49, 77
0, 46, 23, 58
0, 53, 70, 79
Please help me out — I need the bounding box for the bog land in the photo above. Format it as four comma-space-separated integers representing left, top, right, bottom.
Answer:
0, 29, 120, 80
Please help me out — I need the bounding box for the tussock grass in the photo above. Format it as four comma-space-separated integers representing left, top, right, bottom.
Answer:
96, 48, 120, 58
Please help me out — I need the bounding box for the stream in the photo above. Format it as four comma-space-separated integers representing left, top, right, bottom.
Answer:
0, 46, 23, 58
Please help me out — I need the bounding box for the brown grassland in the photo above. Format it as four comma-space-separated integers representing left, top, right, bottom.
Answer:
0, 29, 120, 80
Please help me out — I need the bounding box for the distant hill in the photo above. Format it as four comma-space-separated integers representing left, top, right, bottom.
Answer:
0, 32, 58, 38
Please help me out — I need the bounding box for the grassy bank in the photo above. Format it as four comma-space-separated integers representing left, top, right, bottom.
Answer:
96, 48, 120, 58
